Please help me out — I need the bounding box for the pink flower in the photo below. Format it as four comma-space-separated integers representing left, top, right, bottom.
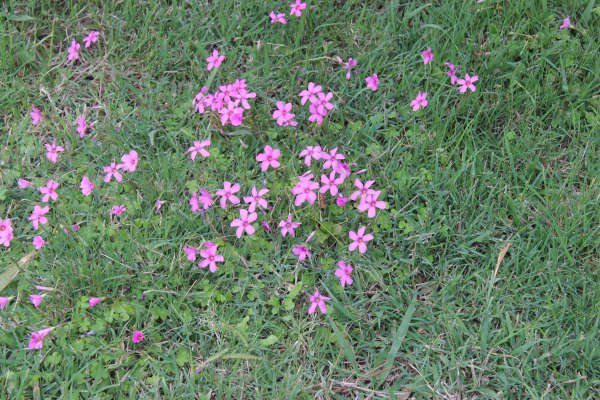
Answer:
110, 205, 126, 216
219, 100, 244, 126
560, 17, 572, 30
67, 39, 81, 62
39, 179, 59, 202
30, 105, 42, 125
410, 91, 428, 111
421, 47, 434, 64
365, 73, 379, 91
299, 82, 322, 105
321, 147, 345, 170
289, 0, 307, 17
350, 178, 376, 201
71, 224, 81, 232
335, 261, 353, 287
119, 150, 138, 172
445, 62, 458, 85
83, 31, 100, 48
308, 289, 330, 314
216, 181, 241, 208
76, 115, 87, 138
154, 199, 165, 213
80, 176, 94, 196
132, 330, 144, 343
0, 218, 14, 247
292, 243, 312, 261
256, 145, 281, 171
0, 296, 11, 310
243, 186, 269, 212
103, 162, 123, 183
336, 194, 349, 207
311, 91, 335, 117
28, 327, 52, 350
343, 57, 358, 80
206, 49, 225, 71
190, 189, 213, 212
230, 209, 257, 238
44, 140, 64, 163
270, 11, 287, 24
198, 243, 224, 272
272, 102, 298, 127
18, 178, 32, 189
278, 213, 301, 238
187, 139, 211, 160
457, 74, 478, 93
349, 226, 374, 254
291, 174, 319, 206
299, 145, 323, 166
89, 297, 103, 307
319, 171, 344, 196
358, 190, 387, 218
184, 245, 197, 261
32, 235, 46, 250
29, 205, 49, 230
30, 294, 44, 308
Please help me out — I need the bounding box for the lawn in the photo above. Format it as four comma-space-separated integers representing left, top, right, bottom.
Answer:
1, 0, 599, 398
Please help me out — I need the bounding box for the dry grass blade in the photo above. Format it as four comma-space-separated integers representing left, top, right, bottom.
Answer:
492, 242, 511, 280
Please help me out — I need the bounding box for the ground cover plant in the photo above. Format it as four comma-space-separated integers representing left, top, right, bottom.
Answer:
1, 0, 599, 398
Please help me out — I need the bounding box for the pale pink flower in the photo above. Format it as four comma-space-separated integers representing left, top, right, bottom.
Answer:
103, 162, 123, 183
39, 179, 59, 202
80, 176, 94, 196
256, 145, 281, 171
299, 145, 323, 166
30, 294, 44, 308
336, 194, 349, 207
278, 213, 301, 238
0, 218, 14, 247
445, 62, 459, 85
410, 91, 428, 111
132, 330, 144, 343
219, 100, 244, 126
292, 243, 311, 261
67, 39, 81, 62
187, 139, 211, 160
18, 178, 32, 189
198, 243, 224, 272
457, 74, 478, 93
343, 57, 358, 80
44, 140, 64, 163
230, 208, 257, 238
83, 31, 100, 48
30, 105, 42, 125
119, 150, 138, 172
190, 189, 213, 212
350, 179, 376, 201
349, 226, 374, 254
89, 297, 103, 307
291, 174, 319, 206
335, 261, 353, 287
206, 49, 225, 71
319, 171, 344, 196
76, 115, 87, 138
308, 289, 330, 314
272, 102, 298, 127
110, 205, 126, 216
270, 11, 287, 24
560, 17, 572, 30
28, 327, 52, 350
289, 0, 307, 17
321, 147, 345, 170
216, 181, 241, 208
0, 296, 11, 310
71, 224, 80, 232
299, 82, 322, 105
184, 245, 197, 261
365, 73, 379, 91
421, 47, 433, 64
358, 190, 387, 218
311, 91, 334, 116
261, 220, 272, 233
243, 186, 269, 212
154, 199, 165, 213
32, 235, 46, 250
29, 205, 49, 230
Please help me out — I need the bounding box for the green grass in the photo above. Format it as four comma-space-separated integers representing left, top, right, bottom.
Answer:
1, 0, 599, 398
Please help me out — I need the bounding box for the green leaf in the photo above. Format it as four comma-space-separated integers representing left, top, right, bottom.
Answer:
259, 334, 278, 347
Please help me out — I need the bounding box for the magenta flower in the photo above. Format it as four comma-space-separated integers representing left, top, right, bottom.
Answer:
292, 243, 312, 261
206, 49, 225, 71
336, 194, 349, 207
299, 82, 322, 105
349, 226, 374, 254
88, 297, 103, 307
119, 150, 138, 172
410, 91, 428, 111
270, 11, 287, 24
243, 186, 269, 212
308, 289, 330, 314
216, 181, 241, 208
311, 91, 335, 117
28, 327, 53, 350
71, 224, 81, 232
76, 115, 87, 138
350, 179, 376, 201
29, 205, 49, 230
30, 105, 42, 125
230, 208, 257, 238
358, 190, 387, 218
67, 39, 81, 62
457, 74, 478, 93
198, 243, 224, 272
110, 205, 126, 216
32, 235, 46, 250
365, 73, 379, 91
335, 261, 353, 287
80, 176, 94, 196
291, 174, 319, 206
278, 213, 301, 238
18, 178, 32, 189
0, 218, 14, 247
44, 140, 64, 163
299, 145, 323, 166
343, 57, 358, 80
132, 330, 144, 343
30, 294, 44, 308
445, 62, 458, 85
289, 0, 307, 17
421, 47, 434, 64
0, 296, 12, 310
560, 17, 572, 30
321, 147, 345, 170
83, 31, 100, 48
39, 179, 59, 202
319, 171, 344, 196
256, 145, 281, 171
103, 162, 123, 183
272, 102, 298, 127
184, 245, 197, 261
219, 100, 244, 126
190, 189, 213, 212
187, 139, 211, 160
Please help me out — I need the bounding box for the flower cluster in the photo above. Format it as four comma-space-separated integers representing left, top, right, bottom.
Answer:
192, 79, 257, 127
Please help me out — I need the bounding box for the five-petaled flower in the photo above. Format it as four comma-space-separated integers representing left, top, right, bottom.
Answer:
289, 0, 307, 17
206, 49, 225, 71
216, 181, 241, 208
83, 31, 100, 48
270, 11, 287, 24
358, 190, 387, 218
103, 162, 123, 183
365, 73, 379, 91
410, 91, 428, 111
230, 208, 257, 238
292, 243, 312, 261
119, 150, 139, 172
421, 47, 434, 64
198, 242, 224, 272
256, 145, 281, 172
29, 205, 49, 230
39, 179, 59, 202
308, 289, 330, 314
457, 74, 478, 93
32, 235, 46, 250
335, 261, 353, 287
80, 176, 94, 196
67, 39, 81, 62
187, 140, 211, 160
243, 186, 269, 212
278, 213, 301, 238
45, 141, 64, 163
349, 226, 374, 254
